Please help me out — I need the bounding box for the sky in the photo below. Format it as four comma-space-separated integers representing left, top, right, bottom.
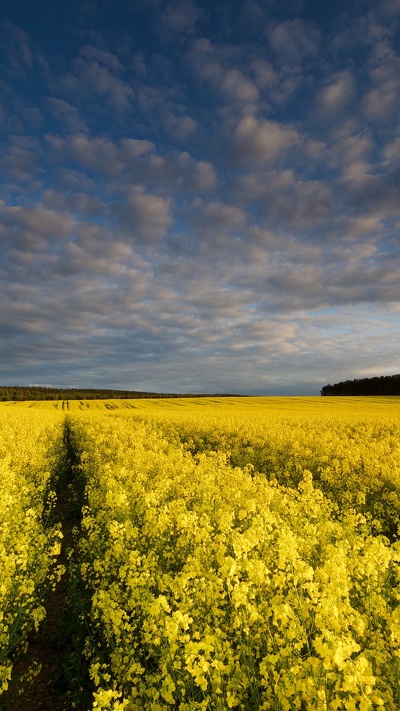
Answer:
1, 0, 399, 395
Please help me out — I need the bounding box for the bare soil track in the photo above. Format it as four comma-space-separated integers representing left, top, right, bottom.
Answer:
2, 423, 90, 711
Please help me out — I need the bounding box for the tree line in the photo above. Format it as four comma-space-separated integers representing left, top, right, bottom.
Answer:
0, 386, 240, 401
321, 374, 400, 396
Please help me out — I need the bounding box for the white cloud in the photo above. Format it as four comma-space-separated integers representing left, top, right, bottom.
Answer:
1, 141, 41, 183
1, 20, 34, 75
362, 42, 400, 122
326, 124, 374, 169
219, 69, 260, 103
58, 57, 134, 110
46, 97, 87, 134
158, 0, 201, 34
230, 115, 299, 167
363, 80, 400, 121
185, 199, 246, 240
316, 71, 356, 114
381, 136, 400, 167
342, 216, 383, 237
45, 133, 154, 176
79, 45, 123, 72
111, 189, 173, 242
232, 169, 332, 231
120, 138, 156, 158
250, 59, 278, 89
188, 161, 218, 192
165, 114, 199, 141
8, 204, 73, 237
266, 19, 321, 63
188, 38, 259, 104
340, 161, 376, 189
1, 203, 73, 260
371, 0, 400, 19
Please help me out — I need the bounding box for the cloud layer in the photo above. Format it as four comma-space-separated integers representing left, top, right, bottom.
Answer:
0, 0, 399, 394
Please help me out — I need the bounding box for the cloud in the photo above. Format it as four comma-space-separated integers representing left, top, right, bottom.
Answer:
42, 188, 102, 219
46, 97, 87, 134
158, 0, 201, 35
370, 0, 400, 19
219, 69, 260, 103
266, 19, 321, 63
316, 71, 357, 115
327, 261, 400, 305
0, 203, 73, 260
0, 137, 42, 184
44, 131, 218, 200
229, 115, 299, 167
339, 163, 400, 220
164, 114, 199, 141
1, 4, 399, 394
184, 199, 246, 242
236, 0, 266, 31
45, 133, 155, 175
8, 204, 72, 238
326, 124, 374, 170
57, 52, 134, 110
188, 38, 259, 104
381, 136, 400, 168
111, 189, 173, 242
187, 161, 218, 192
362, 42, 400, 122
363, 80, 400, 122
1, 20, 34, 75
232, 170, 333, 233
1, 186, 398, 393
261, 175, 332, 230
58, 231, 137, 279
79, 45, 124, 72
250, 59, 278, 89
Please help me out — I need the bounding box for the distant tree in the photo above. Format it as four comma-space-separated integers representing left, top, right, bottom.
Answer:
321, 374, 400, 396
0, 385, 242, 401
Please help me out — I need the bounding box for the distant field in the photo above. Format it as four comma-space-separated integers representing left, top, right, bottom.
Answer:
1, 394, 399, 417
1, 396, 400, 709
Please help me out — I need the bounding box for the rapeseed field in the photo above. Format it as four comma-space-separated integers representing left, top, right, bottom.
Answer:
1, 397, 399, 710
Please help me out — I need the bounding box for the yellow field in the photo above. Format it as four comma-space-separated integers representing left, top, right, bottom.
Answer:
2, 394, 399, 417
1, 396, 399, 709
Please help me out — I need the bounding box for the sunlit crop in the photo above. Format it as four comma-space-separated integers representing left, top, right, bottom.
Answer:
0, 396, 399, 709
0, 409, 64, 693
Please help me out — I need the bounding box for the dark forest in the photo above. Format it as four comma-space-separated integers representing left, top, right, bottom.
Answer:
0, 386, 240, 401
321, 374, 400, 396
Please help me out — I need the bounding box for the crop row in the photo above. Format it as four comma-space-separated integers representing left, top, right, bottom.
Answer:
127, 408, 400, 540
69, 413, 400, 710
0, 410, 64, 694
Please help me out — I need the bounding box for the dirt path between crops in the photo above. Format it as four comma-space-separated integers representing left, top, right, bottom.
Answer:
6, 514, 73, 710
3, 424, 88, 711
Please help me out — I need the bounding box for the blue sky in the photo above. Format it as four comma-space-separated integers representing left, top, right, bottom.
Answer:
1, 0, 399, 395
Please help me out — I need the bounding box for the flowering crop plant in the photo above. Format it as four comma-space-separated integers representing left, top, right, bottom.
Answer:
0, 408, 65, 693
0, 396, 399, 709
